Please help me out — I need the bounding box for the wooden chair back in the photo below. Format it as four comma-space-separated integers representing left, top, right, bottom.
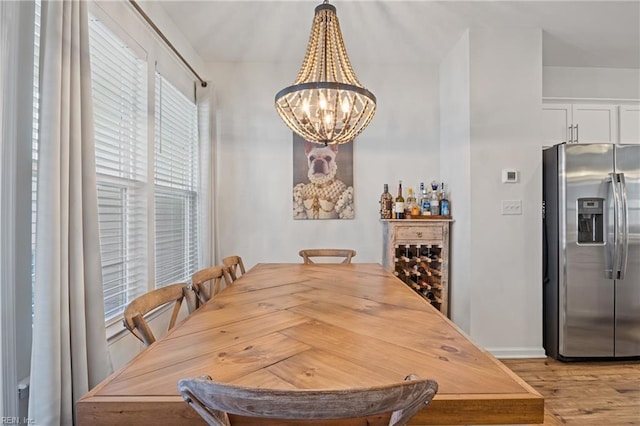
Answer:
221, 255, 246, 282
122, 282, 188, 346
178, 374, 437, 426
299, 248, 357, 264
191, 266, 232, 305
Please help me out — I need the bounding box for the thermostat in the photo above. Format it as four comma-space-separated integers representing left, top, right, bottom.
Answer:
502, 169, 518, 183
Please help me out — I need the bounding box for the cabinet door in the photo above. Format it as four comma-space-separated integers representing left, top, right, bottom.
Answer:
572, 104, 618, 144
619, 104, 640, 144
542, 104, 571, 145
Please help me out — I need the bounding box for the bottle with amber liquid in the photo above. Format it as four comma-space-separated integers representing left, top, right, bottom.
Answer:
395, 180, 405, 219
406, 188, 419, 217
379, 184, 393, 219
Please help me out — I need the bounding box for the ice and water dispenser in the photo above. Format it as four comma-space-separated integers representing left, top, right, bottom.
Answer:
577, 197, 604, 244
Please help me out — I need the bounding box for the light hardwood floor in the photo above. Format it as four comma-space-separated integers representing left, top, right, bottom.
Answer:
501, 357, 640, 425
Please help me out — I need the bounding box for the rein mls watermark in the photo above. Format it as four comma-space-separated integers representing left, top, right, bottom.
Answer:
1, 418, 35, 424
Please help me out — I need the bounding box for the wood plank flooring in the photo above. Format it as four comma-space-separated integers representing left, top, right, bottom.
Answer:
501, 357, 640, 425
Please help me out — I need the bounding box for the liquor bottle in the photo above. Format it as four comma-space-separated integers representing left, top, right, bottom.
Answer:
419, 182, 430, 215
440, 183, 450, 217
406, 188, 418, 217
429, 181, 439, 216
395, 181, 405, 219
379, 184, 393, 219
411, 199, 420, 217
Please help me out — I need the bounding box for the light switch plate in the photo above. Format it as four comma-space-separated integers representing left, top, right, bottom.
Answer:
502, 200, 522, 215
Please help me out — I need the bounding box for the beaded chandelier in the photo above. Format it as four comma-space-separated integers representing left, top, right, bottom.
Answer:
275, 0, 376, 145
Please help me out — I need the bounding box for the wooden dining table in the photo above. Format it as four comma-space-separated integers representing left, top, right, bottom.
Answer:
77, 263, 544, 425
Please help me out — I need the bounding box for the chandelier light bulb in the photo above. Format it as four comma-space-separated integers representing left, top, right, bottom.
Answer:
319, 93, 327, 110
324, 111, 333, 125
274, 0, 376, 145
341, 97, 351, 114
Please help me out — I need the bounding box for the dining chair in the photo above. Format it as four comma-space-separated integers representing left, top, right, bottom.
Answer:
122, 282, 190, 347
299, 248, 357, 264
221, 255, 246, 282
191, 266, 232, 306
178, 374, 437, 426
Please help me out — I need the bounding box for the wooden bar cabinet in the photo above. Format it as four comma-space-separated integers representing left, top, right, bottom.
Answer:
381, 218, 452, 317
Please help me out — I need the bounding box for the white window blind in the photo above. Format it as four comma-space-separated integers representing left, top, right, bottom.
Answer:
154, 73, 199, 287
89, 15, 148, 321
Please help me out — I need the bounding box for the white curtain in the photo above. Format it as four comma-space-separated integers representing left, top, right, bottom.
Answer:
2, 1, 35, 418
29, 1, 111, 424
197, 83, 217, 268
0, 0, 18, 417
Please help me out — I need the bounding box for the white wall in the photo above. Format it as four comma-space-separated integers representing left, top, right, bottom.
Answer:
439, 28, 545, 357
467, 28, 545, 357
543, 66, 640, 99
208, 61, 440, 268
439, 30, 471, 333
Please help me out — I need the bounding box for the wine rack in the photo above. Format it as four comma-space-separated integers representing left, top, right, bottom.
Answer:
394, 244, 445, 311
381, 219, 451, 317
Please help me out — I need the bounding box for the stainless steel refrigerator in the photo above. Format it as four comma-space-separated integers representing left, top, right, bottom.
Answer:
543, 142, 640, 360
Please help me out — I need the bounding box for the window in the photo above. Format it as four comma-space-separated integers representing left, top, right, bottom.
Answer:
89, 15, 148, 321
29, 6, 205, 324
87, 14, 201, 322
154, 73, 199, 287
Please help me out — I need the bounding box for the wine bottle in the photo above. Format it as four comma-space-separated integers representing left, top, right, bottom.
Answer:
379, 184, 393, 219
395, 181, 405, 219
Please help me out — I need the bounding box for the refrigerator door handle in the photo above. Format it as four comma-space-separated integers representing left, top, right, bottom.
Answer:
607, 173, 620, 280
618, 173, 629, 279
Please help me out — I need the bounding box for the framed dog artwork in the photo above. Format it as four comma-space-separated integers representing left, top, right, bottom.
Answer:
292, 133, 354, 219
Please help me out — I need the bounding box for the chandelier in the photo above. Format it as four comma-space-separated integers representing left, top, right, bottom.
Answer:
275, 0, 376, 145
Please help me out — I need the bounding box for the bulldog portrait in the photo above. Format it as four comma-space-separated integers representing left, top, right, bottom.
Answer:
293, 139, 354, 219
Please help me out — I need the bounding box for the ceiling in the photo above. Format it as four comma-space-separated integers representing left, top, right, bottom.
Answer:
155, 1, 640, 68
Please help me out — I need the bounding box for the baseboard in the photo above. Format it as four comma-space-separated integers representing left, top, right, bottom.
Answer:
486, 347, 547, 359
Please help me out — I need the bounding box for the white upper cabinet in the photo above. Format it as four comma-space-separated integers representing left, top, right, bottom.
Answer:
571, 104, 618, 144
543, 101, 640, 145
619, 105, 640, 144
542, 104, 572, 145
543, 103, 617, 145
